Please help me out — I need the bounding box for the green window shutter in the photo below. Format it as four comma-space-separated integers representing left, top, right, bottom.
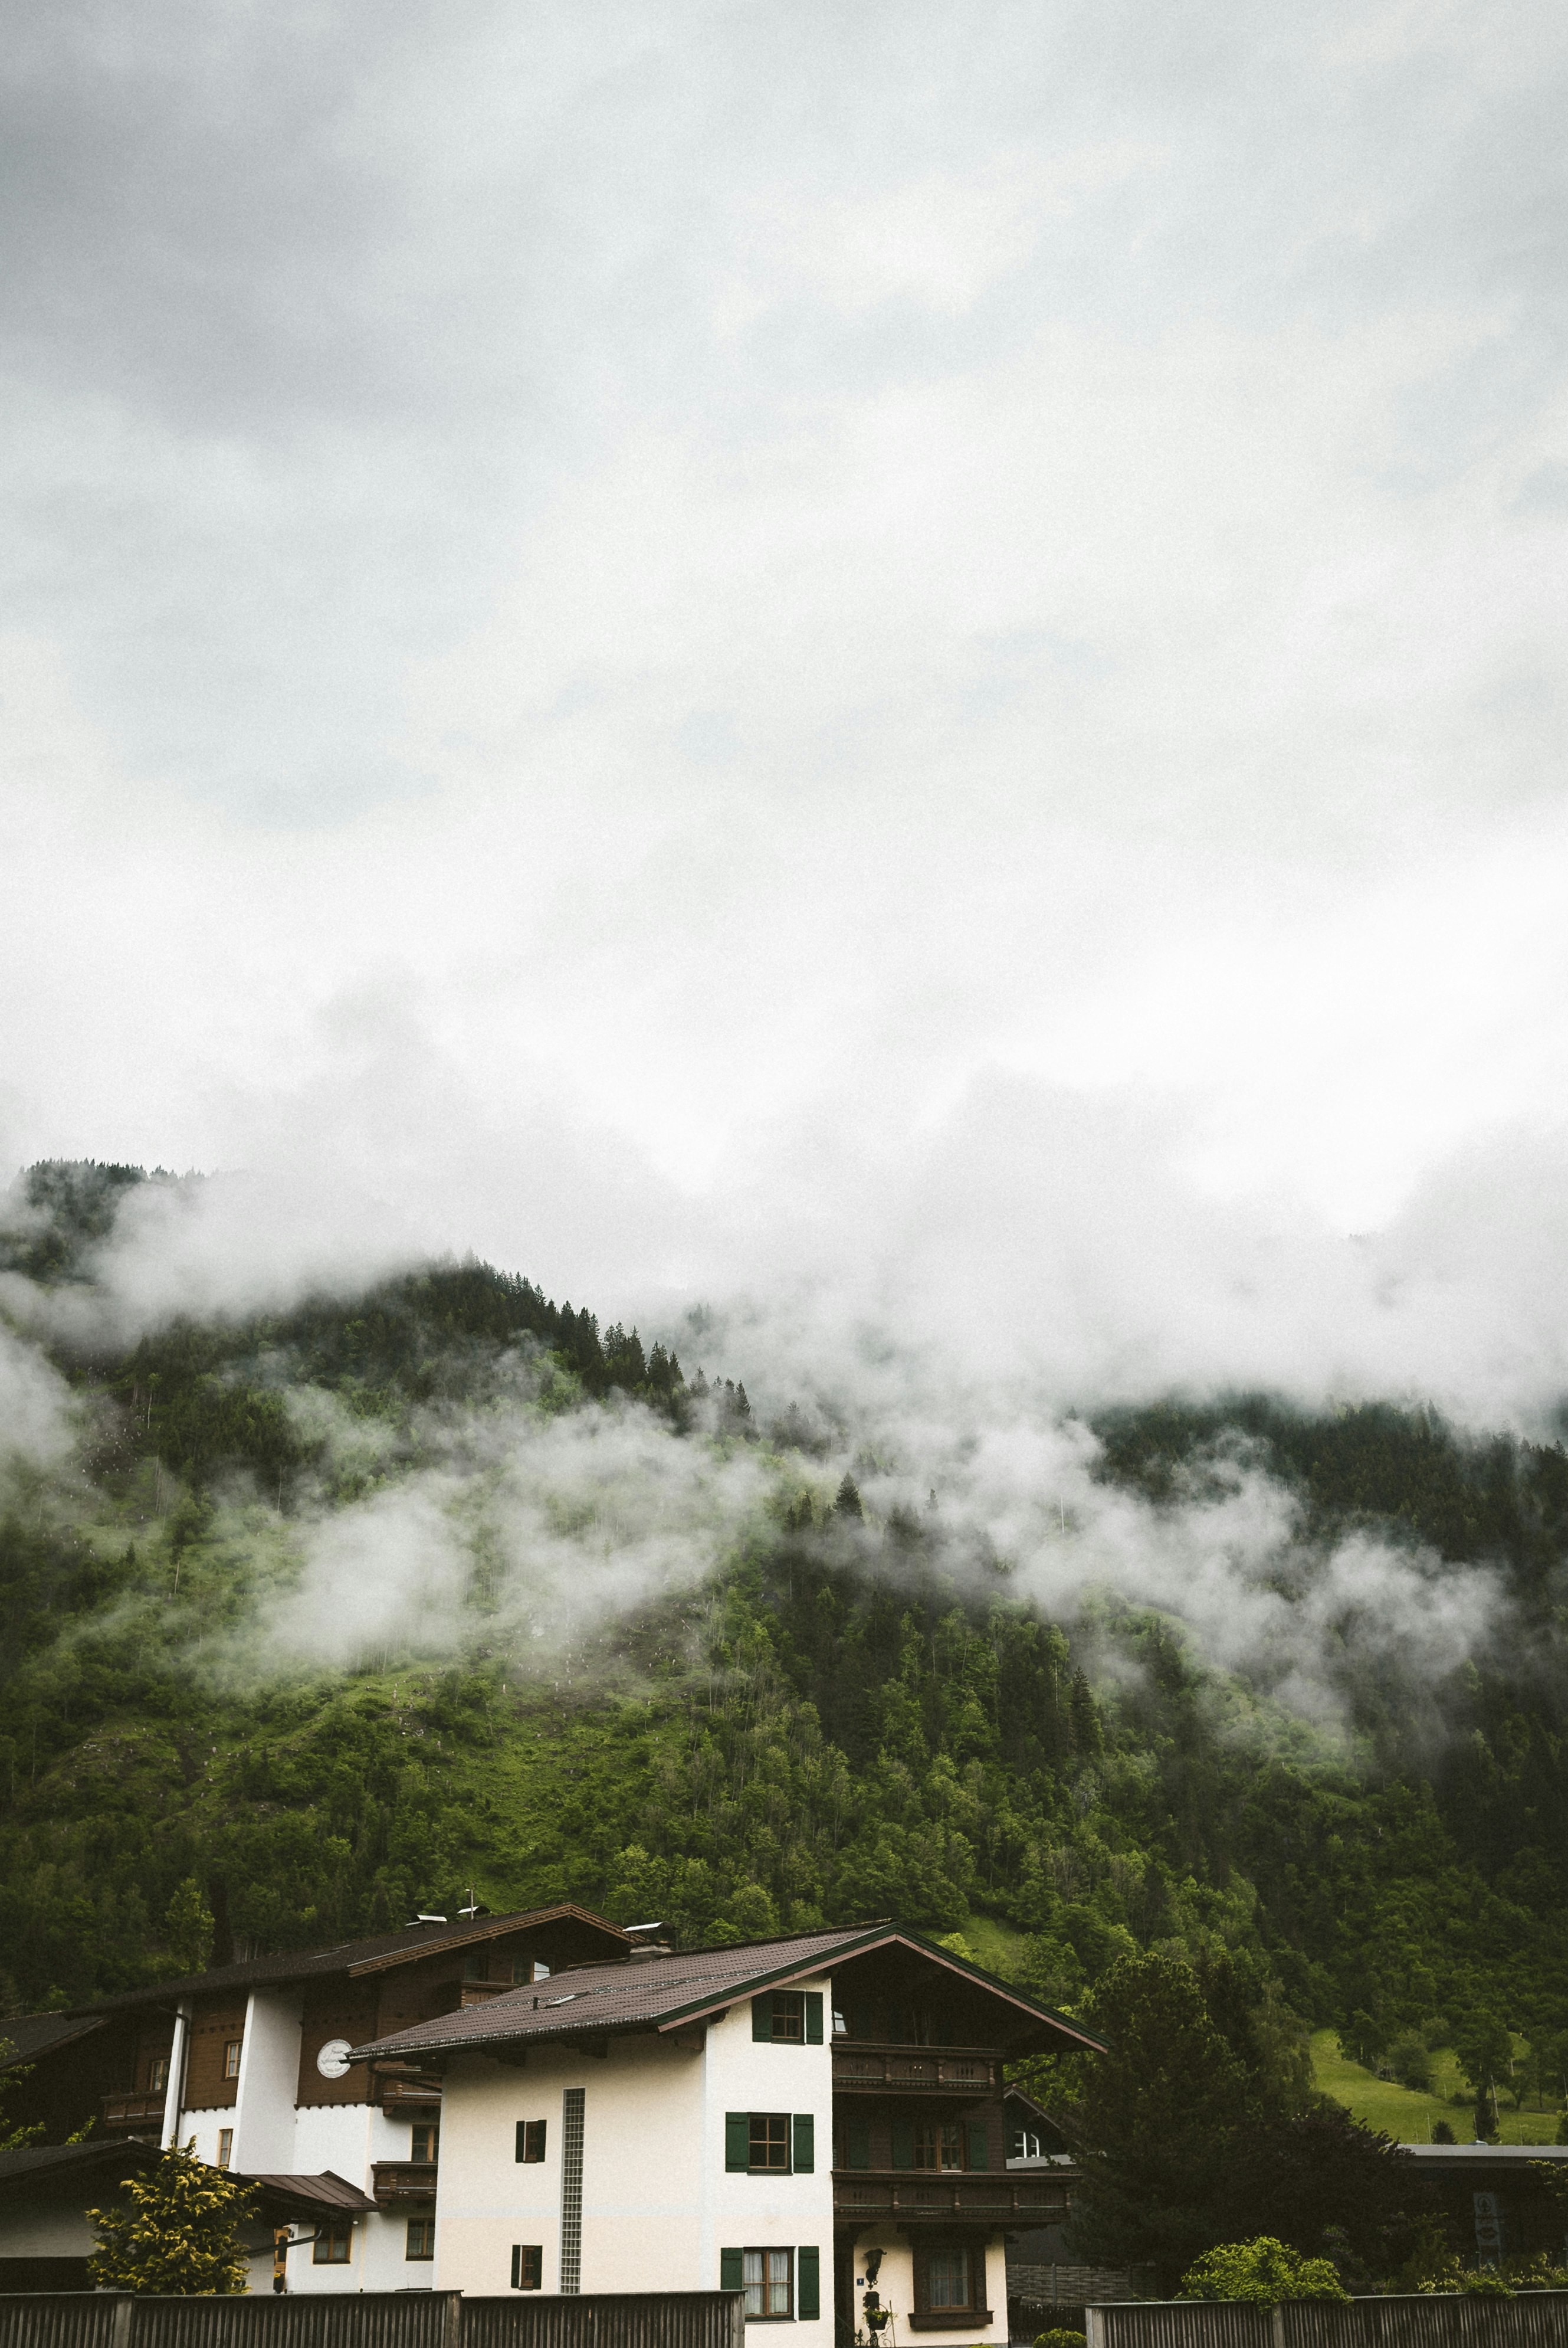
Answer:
966, 2121, 989, 2172
793, 2113, 815, 2173
798, 2246, 821, 2320
805, 1992, 823, 2045
720, 2249, 744, 2293
726, 2112, 751, 2172
891, 2120, 914, 2171
752, 1994, 773, 2042
845, 2117, 870, 2170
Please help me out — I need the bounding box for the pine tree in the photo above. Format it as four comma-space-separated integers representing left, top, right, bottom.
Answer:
88, 2140, 258, 2295
834, 1474, 862, 1520
165, 1877, 214, 1975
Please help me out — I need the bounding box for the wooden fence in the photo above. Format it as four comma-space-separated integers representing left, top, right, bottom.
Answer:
1085, 2294, 1568, 2348
0, 2291, 746, 2348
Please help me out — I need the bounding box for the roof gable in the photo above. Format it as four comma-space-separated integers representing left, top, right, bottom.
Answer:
351, 1921, 1105, 2063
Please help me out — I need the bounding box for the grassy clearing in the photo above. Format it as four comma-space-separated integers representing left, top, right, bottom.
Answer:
1311, 2031, 1563, 2145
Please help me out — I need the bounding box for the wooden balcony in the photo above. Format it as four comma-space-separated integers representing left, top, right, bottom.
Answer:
370, 2160, 438, 2206
831, 2045, 999, 2095
831, 2170, 1068, 2225
376, 2072, 443, 2113
100, 2091, 165, 2131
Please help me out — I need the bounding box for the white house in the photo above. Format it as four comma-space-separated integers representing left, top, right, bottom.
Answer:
354, 1922, 1101, 2342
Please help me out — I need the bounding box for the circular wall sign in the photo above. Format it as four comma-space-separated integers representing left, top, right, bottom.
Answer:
316, 2038, 353, 2080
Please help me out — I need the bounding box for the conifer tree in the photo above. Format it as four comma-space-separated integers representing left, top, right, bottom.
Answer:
88, 2141, 258, 2296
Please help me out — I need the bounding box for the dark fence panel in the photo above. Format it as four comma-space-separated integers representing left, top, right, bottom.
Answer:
462, 2293, 744, 2348
1090, 2295, 1568, 2348
0, 2297, 124, 2348
0, 2293, 743, 2348
1087, 2306, 1273, 2348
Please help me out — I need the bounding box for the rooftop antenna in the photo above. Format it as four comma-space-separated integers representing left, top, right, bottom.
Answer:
457, 1888, 484, 1917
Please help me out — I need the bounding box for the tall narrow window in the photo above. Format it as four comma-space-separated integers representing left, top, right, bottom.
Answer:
411, 2123, 439, 2165
405, 2218, 435, 2262
770, 1993, 805, 2042
224, 2039, 242, 2080
926, 2249, 972, 2311
517, 2120, 547, 2163
559, 2087, 585, 2294
511, 2245, 543, 2290
743, 2249, 793, 2318
216, 2129, 233, 2169
147, 2055, 169, 2092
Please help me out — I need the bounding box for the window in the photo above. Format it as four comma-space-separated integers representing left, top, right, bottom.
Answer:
146, 2055, 169, 2092
893, 2121, 986, 2173
832, 2009, 847, 2038
913, 2242, 988, 2324
533, 1961, 550, 1982
752, 1991, 823, 2044
1012, 2129, 1042, 2160
722, 2248, 819, 2321
745, 2249, 793, 2318
223, 2039, 243, 2080
216, 2130, 233, 2170
406, 2218, 435, 2262
313, 2221, 353, 2265
516, 2120, 547, 2163
914, 2124, 963, 2172
927, 2249, 972, 2312
411, 2123, 439, 2165
511, 2245, 543, 2290
726, 2113, 813, 2174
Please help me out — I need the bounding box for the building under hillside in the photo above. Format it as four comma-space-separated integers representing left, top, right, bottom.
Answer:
1, 1908, 1101, 2333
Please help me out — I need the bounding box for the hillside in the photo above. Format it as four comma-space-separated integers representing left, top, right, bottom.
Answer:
2, 1160, 1566, 2143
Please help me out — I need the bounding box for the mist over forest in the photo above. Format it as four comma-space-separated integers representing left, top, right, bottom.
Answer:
2, 1155, 1563, 2149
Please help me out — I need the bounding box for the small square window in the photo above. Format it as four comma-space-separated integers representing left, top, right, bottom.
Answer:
516, 2120, 547, 2163
216, 2129, 233, 2170
770, 1993, 805, 2043
406, 2218, 435, 2262
411, 2123, 439, 2165
223, 2039, 243, 2080
511, 2244, 543, 2290
749, 2114, 790, 2172
743, 2248, 793, 2319
313, 2221, 353, 2266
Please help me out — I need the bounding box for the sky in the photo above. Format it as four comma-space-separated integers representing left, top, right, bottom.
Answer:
4, 0, 1568, 1426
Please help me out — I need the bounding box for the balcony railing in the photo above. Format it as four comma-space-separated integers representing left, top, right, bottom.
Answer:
831, 2169, 1068, 2223
831, 2045, 999, 2095
100, 2091, 166, 2130
370, 2160, 439, 2206
377, 2074, 444, 2113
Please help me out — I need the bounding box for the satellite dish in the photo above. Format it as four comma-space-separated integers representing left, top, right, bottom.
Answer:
316, 2038, 353, 2080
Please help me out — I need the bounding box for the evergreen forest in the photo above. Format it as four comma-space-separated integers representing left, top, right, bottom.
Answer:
3, 1160, 1566, 2162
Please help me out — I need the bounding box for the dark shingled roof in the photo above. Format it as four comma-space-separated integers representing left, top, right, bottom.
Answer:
241, 2170, 376, 2216
0, 2013, 106, 2071
0, 2139, 162, 2190
352, 1923, 1106, 2064
64, 1901, 628, 2017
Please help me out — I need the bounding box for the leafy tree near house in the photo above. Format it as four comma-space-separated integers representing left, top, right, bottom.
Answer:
87, 2141, 258, 2295
1180, 2238, 1350, 2304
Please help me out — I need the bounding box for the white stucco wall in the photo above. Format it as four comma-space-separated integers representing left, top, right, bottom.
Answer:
232, 1990, 304, 2172
429, 1970, 834, 2337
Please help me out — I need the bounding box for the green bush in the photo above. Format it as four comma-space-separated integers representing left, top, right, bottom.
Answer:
1180, 2238, 1350, 2304
1035, 2331, 1087, 2348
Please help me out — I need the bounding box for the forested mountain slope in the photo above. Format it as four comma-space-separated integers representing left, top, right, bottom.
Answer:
1, 1160, 1565, 2118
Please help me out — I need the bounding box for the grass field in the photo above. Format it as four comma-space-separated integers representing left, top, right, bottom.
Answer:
1311, 2031, 1563, 2145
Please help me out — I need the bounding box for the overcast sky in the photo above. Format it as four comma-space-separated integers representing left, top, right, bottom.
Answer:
4, 0, 1568, 1418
